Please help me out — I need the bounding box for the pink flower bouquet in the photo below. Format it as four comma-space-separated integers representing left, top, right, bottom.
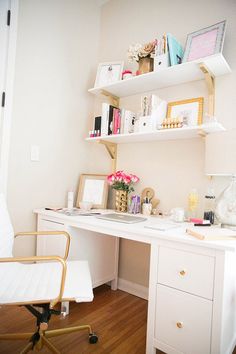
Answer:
107, 171, 139, 193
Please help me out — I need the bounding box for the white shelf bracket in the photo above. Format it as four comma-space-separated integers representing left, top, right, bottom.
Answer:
100, 90, 120, 107
99, 140, 117, 172
199, 64, 215, 117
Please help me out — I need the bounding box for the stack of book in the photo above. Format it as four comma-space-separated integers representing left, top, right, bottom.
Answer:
93, 103, 136, 137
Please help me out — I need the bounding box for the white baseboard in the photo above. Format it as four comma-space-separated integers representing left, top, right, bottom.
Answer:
118, 278, 149, 300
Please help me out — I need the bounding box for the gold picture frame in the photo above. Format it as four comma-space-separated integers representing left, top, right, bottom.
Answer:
76, 174, 108, 209
167, 97, 204, 126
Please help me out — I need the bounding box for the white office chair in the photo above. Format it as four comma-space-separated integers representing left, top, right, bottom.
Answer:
0, 194, 98, 353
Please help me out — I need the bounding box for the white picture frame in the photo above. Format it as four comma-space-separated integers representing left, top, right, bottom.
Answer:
94, 61, 124, 88
183, 20, 226, 62
76, 174, 108, 209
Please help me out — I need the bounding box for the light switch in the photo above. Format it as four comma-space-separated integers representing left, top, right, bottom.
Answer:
31, 145, 40, 161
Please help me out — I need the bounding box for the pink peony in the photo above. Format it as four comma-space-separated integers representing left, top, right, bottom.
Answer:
106, 171, 139, 193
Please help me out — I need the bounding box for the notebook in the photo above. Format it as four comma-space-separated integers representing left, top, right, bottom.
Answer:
144, 222, 181, 231
96, 213, 147, 224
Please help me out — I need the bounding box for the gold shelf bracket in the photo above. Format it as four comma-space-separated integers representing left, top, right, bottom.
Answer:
99, 140, 117, 173
199, 63, 215, 117
100, 90, 120, 107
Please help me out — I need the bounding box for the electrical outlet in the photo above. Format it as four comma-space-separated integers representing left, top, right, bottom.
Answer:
30, 145, 40, 161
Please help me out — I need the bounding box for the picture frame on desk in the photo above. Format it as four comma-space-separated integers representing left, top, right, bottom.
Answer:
183, 20, 226, 62
94, 61, 124, 88
167, 97, 204, 126
76, 174, 108, 209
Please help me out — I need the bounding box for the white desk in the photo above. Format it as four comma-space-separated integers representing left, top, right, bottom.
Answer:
34, 209, 236, 354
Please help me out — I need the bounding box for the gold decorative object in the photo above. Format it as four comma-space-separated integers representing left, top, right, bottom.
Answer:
138, 57, 154, 74
161, 117, 183, 129
115, 190, 128, 212
179, 270, 186, 276
176, 322, 184, 329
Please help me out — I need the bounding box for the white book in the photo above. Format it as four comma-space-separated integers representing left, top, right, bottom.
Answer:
101, 103, 110, 136
123, 110, 136, 134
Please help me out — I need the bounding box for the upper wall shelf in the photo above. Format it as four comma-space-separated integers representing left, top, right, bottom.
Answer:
88, 53, 231, 98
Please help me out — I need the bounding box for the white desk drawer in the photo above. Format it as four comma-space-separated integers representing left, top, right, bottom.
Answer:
158, 246, 215, 299
155, 284, 212, 354
37, 218, 66, 258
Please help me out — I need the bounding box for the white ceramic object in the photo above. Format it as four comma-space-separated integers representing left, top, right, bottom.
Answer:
79, 201, 93, 211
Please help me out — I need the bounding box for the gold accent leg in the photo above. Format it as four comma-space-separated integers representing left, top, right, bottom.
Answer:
41, 336, 61, 354
19, 342, 34, 354
45, 324, 92, 338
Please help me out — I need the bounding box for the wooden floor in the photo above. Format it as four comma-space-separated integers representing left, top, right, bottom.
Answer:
1, 286, 235, 354
0, 285, 148, 354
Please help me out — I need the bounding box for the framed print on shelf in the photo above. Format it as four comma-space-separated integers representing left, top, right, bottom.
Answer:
76, 174, 108, 209
94, 61, 124, 88
167, 97, 204, 126
183, 20, 226, 62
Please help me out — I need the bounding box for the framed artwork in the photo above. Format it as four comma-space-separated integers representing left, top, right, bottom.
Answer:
76, 174, 108, 209
183, 20, 226, 62
167, 97, 204, 126
94, 61, 124, 87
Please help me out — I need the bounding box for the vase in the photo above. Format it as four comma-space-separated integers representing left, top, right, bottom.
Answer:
115, 190, 128, 212
138, 57, 154, 74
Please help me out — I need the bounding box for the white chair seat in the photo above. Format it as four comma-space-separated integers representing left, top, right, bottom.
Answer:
0, 260, 93, 305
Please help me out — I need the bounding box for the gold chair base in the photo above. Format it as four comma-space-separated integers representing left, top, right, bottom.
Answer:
0, 324, 93, 354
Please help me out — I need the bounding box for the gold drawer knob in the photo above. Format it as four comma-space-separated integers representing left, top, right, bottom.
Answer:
176, 322, 183, 329
179, 270, 186, 276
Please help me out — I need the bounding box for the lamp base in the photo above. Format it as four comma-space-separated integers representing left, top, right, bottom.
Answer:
215, 175, 236, 229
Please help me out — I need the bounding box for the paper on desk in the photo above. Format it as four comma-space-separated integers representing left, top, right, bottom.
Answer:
144, 222, 181, 231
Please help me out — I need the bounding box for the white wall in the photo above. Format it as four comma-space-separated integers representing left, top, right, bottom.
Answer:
6, 0, 236, 287
98, 0, 236, 287
7, 0, 110, 255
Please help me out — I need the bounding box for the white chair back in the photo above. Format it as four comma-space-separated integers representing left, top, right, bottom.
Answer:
0, 194, 14, 257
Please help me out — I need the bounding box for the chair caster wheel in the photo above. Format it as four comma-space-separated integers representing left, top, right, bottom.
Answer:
89, 333, 98, 344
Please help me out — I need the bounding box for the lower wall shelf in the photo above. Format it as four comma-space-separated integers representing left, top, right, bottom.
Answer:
86, 122, 225, 144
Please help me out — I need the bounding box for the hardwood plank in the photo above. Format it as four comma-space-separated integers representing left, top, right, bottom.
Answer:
1, 286, 235, 354
0, 285, 147, 354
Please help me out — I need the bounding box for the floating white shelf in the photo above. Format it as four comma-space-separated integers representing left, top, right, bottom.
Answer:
86, 122, 225, 144
88, 53, 231, 98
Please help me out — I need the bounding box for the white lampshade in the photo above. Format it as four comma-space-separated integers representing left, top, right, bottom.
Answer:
205, 129, 236, 176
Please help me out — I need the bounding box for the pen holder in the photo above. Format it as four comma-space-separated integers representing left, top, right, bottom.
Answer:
142, 203, 152, 216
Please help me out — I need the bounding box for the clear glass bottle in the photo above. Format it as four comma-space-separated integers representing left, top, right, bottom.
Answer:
203, 187, 215, 224
188, 188, 199, 219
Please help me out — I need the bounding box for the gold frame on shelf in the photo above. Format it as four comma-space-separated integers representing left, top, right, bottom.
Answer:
167, 97, 204, 126
76, 174, 108, 209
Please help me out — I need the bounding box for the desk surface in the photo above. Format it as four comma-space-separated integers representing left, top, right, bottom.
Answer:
34, 209, 236, 252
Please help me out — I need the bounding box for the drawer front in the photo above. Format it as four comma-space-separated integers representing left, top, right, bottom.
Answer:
158, 246, 215, 299
155, 284, 212, 354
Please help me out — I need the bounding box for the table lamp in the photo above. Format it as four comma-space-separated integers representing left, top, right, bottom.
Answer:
205, 129, 236, 229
